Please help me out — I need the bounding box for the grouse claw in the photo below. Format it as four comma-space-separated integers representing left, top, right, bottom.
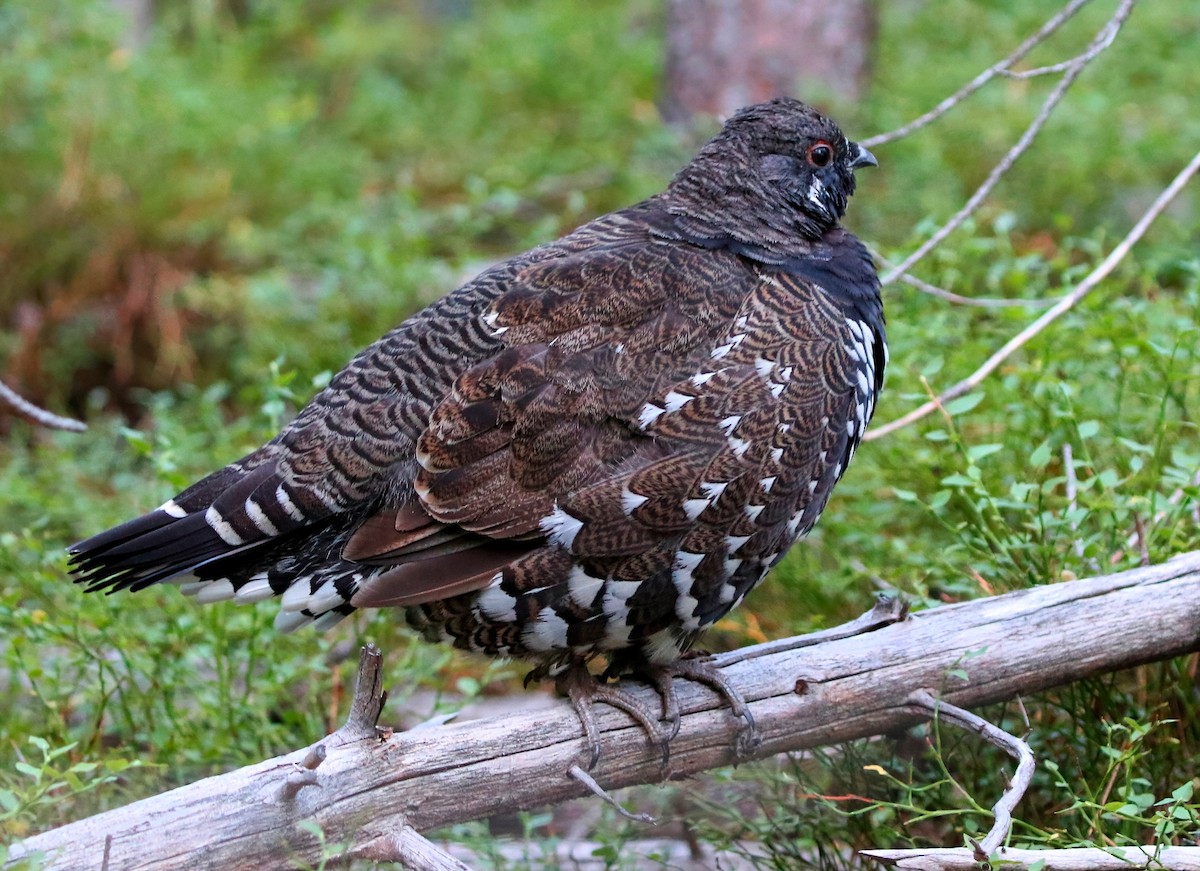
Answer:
648, 656, 761, 758
556, 664, 671, 769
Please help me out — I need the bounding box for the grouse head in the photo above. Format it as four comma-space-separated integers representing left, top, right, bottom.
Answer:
662, 97, 877, 261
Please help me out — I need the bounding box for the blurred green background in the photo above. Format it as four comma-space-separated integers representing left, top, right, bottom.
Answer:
1, 0, 1198, 864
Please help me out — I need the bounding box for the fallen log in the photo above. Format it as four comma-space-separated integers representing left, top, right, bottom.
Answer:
861, 845, 1200, 870
9, 551, 1200, 870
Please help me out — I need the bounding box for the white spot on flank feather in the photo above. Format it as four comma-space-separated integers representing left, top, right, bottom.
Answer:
621, 488, 649, 515
638, 402, 666, 428
663, 390, 694, 412
523, 609, 569, 652
477, 575, 518, 622
541, 505, 584, 549
566, 566, 605, 609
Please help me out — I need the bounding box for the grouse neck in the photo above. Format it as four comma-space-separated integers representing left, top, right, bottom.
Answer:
655, 179, 843, 265
648, 190, 847, 269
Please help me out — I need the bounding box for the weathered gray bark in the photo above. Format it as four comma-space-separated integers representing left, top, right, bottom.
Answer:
10, 552, 1200, 871
662, 0, 876, 125
862, 846, 1200, 870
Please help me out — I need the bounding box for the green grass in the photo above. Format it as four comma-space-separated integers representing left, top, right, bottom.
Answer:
2, 0, 1199, 866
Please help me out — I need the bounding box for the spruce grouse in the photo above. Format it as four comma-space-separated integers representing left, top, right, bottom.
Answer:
70, 98, 883, 759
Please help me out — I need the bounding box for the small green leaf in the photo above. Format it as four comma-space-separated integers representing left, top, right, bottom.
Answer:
0, 790, 18, 813
45, 742, 77, 762
920, 356, 945, 377
1030, 440, 1052, 468
1077, 420, 1101, 439
1118, 437, 1153, 455
1128, 792, 1157, 810
944, 392, 985, 415
967, 443, 1003, 462
13, 762, 41, 781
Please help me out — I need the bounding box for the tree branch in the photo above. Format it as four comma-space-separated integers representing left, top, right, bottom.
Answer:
867, 146, 1200, 441
866, 245, 1057, 309
861, 0, 1095, 149
0, 380, 87, 433
879, 0, 1137, 288
9, 552, 1200, 870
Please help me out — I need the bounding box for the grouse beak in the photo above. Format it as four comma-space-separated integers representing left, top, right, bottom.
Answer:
849, 142, 878, 170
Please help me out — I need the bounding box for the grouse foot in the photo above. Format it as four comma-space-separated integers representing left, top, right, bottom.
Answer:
637, 655, 761, 759
554, 663, 671, 770
547, 656, 760, 769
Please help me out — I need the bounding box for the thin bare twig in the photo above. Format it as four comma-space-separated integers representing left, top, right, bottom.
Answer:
867, 245, 1057, 309
334, 644, 388, 744
881, 0, 1137, 287
346, 829, 472, 871
895, 270, 1056, 309
1063, 445, 1086, 563
299, 744, 327, 771
278, 768, 320, 800
867, 146, 1200, 441
1133, 514, 1150, 566
1014, 695, 1031, 736
567, 764, 658, 824
907, 689, 1036, 859
718, 596, 908, 666
0, 379, 87, 433
999, 10, 1123, 80
861, 0, 1093, 148
1063, 445, 1102, 572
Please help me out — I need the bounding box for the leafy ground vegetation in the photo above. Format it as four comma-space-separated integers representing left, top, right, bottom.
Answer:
1, 0, 1198, 867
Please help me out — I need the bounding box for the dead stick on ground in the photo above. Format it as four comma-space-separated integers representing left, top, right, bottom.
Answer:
345, 828, 472, 871
907, 690, 1036, 859
860, 846, 1200, 870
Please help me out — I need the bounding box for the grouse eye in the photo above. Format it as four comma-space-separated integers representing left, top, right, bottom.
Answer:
807, 142, 833, 168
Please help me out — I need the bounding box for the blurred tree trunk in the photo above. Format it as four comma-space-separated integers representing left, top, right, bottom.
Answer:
111, 0, 152, 48
662, 0, 876, 125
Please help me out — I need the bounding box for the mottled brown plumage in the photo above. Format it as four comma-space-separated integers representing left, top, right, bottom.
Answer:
70, 99, 883, 754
